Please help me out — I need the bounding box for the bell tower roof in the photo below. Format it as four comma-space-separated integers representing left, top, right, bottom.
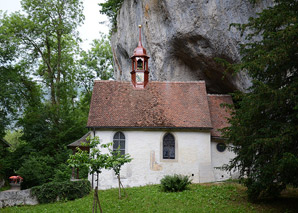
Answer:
131, 25, 149, 58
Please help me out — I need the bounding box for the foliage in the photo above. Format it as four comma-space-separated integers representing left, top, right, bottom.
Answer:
31, 179, 91, 204
0, 0, 115, 191
78, 34, 114, 96
4, 130, 26, 152
0, 12, 38, 137
106, 145, 132, 198
67, 136, 110, 177
0, 142, 10, 180
67, 136, 132, 200
221, 0, 298, 200
160, 174, 192, 192
106, 147, 132, 178
5, 183, 298, 212
51, 163, 73, 183
0, 185, 10, 192
17, 155, 56, 189
99, 0, 124, 31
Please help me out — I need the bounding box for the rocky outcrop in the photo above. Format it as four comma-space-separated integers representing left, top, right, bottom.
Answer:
111, 0, 272, 93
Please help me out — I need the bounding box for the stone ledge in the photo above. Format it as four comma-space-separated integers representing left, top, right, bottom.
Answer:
0, 189, 38, 208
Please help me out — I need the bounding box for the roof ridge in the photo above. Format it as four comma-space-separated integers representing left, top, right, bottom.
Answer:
94, 80, 206, 84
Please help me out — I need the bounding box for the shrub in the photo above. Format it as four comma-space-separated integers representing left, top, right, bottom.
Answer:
160, 174, 192, 192
31, 179, 91, 204
17, 155, 55, 189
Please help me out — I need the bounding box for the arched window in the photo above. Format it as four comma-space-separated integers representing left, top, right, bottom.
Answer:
137, 58, 143, 69
163, 133, 175, 159
113, 132, 125, 155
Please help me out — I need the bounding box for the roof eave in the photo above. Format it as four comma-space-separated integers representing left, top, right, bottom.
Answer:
86, 126, 212, 131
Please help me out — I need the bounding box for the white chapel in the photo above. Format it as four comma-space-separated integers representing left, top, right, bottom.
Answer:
87, 26, 236, 189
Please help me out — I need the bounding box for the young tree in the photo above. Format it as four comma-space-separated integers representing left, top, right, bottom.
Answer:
106, 147, 132, 199
67, 136, 108, 213
222, 0, 298, 200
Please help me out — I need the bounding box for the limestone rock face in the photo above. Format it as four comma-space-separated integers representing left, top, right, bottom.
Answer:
111, 0, 272, 93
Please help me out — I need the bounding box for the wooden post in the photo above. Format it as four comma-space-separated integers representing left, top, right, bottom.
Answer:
76, 168, 79, 179
71, 167, 75, 179
117, 175, 121, 199
92, 186, 103, 213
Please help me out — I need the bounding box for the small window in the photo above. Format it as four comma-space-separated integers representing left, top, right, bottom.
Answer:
137, 59, 143, 69
163, 133, 175, 159
216, 143, 226, 152
113, 132, 125, 155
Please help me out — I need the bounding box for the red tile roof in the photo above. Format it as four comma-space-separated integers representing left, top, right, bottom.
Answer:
87, 81, 213, 129
87, 81, 232, 137
207, 95, 233, 137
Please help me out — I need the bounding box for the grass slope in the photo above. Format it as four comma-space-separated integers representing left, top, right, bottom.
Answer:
2, 183, 298, 212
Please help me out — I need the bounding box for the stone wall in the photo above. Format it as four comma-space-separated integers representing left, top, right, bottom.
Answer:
0, 189, 38, 208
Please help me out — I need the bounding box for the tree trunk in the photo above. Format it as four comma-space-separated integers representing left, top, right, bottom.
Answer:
45, 37, 56, 107
120, 179, 128, 198
56, 30, 61, 107
117, 174, 121, 199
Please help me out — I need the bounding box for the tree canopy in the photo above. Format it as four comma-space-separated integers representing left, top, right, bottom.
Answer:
223, 0, 298, 200
99, 0, 124, 31
0, 0, 113, 188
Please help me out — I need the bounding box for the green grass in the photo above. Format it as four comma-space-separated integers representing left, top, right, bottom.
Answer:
2, 183, 298, 213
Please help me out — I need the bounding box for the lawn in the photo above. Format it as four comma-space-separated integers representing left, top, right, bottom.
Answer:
2, 183, 298, 212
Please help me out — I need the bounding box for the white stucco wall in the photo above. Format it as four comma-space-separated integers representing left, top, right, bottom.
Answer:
89, 130, 233, 189
211, 141, 236, 181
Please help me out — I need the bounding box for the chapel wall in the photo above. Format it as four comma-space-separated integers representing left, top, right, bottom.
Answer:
89, 130, 215, 189
211, 141, 236, 181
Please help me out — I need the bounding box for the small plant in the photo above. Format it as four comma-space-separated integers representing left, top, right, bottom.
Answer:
160, 174, 192, 192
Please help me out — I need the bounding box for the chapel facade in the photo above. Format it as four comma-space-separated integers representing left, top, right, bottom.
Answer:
87, 26, 236, 189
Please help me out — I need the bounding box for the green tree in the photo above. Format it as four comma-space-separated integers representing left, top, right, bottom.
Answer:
67, 136, 109, 213
4, 130, 26, 152
17, 155, 56, 189
99, 0, 124, 31
78, 34, 113, 97
0, 0, 84, 114
106, 147, 132, 199
222, 0, 298, 200
0, 0, 88, 186
0, 11, 39, 138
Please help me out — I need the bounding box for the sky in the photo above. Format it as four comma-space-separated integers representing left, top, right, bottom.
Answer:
0, 0, 110, 50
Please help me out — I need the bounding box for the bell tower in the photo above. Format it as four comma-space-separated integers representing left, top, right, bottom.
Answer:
131, 25, 150, 88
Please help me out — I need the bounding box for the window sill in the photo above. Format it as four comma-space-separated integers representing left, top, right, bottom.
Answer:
160, 158, 178, 163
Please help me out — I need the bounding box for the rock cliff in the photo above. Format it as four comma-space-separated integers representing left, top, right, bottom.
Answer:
111, 0, 272, 93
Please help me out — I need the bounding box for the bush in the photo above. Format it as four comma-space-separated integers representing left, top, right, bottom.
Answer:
17, 155, 55, 189
31, 179, 91, 204
160, 174, 192, 192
